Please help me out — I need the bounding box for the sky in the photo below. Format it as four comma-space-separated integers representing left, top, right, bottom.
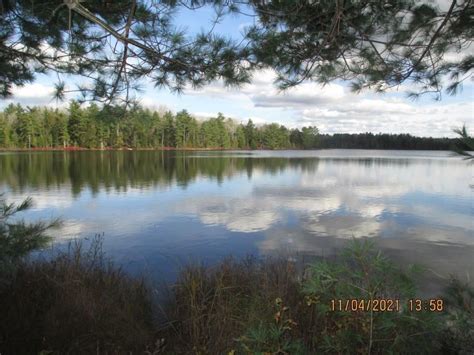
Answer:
2, 1, 473, 137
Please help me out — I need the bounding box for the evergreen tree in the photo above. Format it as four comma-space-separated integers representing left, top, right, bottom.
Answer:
262, 123, 288, 150
216, 114, 231, 148
54, 112, 69, 148
0, 103, 461, 151
201, 119, 219, 148
1, 1, 250, 103
245, 0, 473, 99
1, 194, 58, 280
0, 115, 11, 148
68, 101, 88, 147
290, 128, 303, 148
163, 112, 176, 148
245, 119, 257, 149
151, 112, 164, 148
187, 117, 199, 148
15, 108, 35, 148
302, 126, 319, 149
235, 124, 247, 149
175, 110, 193, 148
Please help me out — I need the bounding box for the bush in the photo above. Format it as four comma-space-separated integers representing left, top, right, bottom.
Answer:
0, 238, 156, 354
440, 277, 474, 354
161, 257, 302, 354
161, 240, 463, 354
301, 239, 442, 354
1, 229, 471, 354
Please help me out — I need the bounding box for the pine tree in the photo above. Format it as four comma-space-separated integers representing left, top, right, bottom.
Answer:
1, 195, 58, 278
163, 112, 176, 148
1, 1, 250, 103
245, 0, 473, 99
302, 126, 319, 149
15, 109, 35, 148
68, 101, 87, 147
245, 119, 257, 149
175, 110, 193, 148
0, 115, 11, 148
56, 112, 70, 148
235, 124, 247, 149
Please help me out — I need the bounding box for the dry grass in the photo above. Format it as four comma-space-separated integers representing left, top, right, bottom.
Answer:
160, 256, 304, 354
0, 239, 472, 354
0, 239, 156, 354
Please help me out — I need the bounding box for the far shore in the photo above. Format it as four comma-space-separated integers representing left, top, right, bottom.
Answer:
0, 146, 249, 152
0, 146, 456, 152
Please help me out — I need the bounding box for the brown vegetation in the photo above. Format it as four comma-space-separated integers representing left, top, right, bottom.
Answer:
160, 257, 304, 354
0, 240, 155, 354
0, 239, 472, 354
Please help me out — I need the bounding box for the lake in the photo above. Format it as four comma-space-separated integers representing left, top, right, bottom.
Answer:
1, 150, 472, 295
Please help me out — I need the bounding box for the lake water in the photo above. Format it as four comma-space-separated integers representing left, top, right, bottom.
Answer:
1, 150, 472, 295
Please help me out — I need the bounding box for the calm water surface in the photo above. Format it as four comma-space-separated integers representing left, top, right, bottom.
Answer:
1, 150, 472, 294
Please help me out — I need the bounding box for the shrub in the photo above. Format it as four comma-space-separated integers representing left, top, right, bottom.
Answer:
301, 239, 443, 354
236, 297, 306, 354
161, 257, 302, 354
163, 239, 452, 354
440, 277, 474, 354
0, 238, 156, 354
1, 228, 471, 354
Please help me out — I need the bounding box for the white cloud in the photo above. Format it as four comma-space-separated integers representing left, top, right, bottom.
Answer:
139, 97, 173, 113
13, 83, 55, 99
3, 53, 472, 137
300, 100, 473, 137
182, 68, 473, 136
1, 83, 72, 108
190, 111, 268, 125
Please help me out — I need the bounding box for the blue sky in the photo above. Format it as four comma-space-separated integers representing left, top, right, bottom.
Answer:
2, 2, 473, 137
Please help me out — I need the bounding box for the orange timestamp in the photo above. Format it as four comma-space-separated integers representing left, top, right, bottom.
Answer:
330, 298, 444, 312
331, 299, 400, 312
408, 298, 444, 312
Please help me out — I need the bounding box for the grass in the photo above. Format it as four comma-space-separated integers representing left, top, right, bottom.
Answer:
0, 238, 472, 354
0, 239, 156, 354
161, 257, 303, 354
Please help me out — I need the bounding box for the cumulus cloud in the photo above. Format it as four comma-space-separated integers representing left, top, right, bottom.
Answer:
183, 68, 473, 137
3, 59, 472, 137
300, 100, 473, 137
138, 97, 174, 113
0, 82, 73, 108
8, 83, 57, 106
190, 111, 268, 125
246, 82, 346, 109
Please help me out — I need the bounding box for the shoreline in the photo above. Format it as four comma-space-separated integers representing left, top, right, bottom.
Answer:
0, 146, 456, 152
1, 236, 471, 354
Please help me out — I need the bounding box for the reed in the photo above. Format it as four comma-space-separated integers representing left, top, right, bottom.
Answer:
0, 238, 472, 354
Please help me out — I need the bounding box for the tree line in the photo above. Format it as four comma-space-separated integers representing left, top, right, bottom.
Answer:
319, 133, 456, 150
0, 102, 318, 150
0, 103, 456, 150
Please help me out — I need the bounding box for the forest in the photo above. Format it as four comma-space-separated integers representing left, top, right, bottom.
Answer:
0, 103, 457, 150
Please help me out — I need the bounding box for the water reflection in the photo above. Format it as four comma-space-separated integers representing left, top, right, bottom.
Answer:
0, 150, 472, 294
0, 151, 319, 193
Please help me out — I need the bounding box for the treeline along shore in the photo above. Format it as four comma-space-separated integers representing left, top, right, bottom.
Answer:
0, 103, 457, 151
